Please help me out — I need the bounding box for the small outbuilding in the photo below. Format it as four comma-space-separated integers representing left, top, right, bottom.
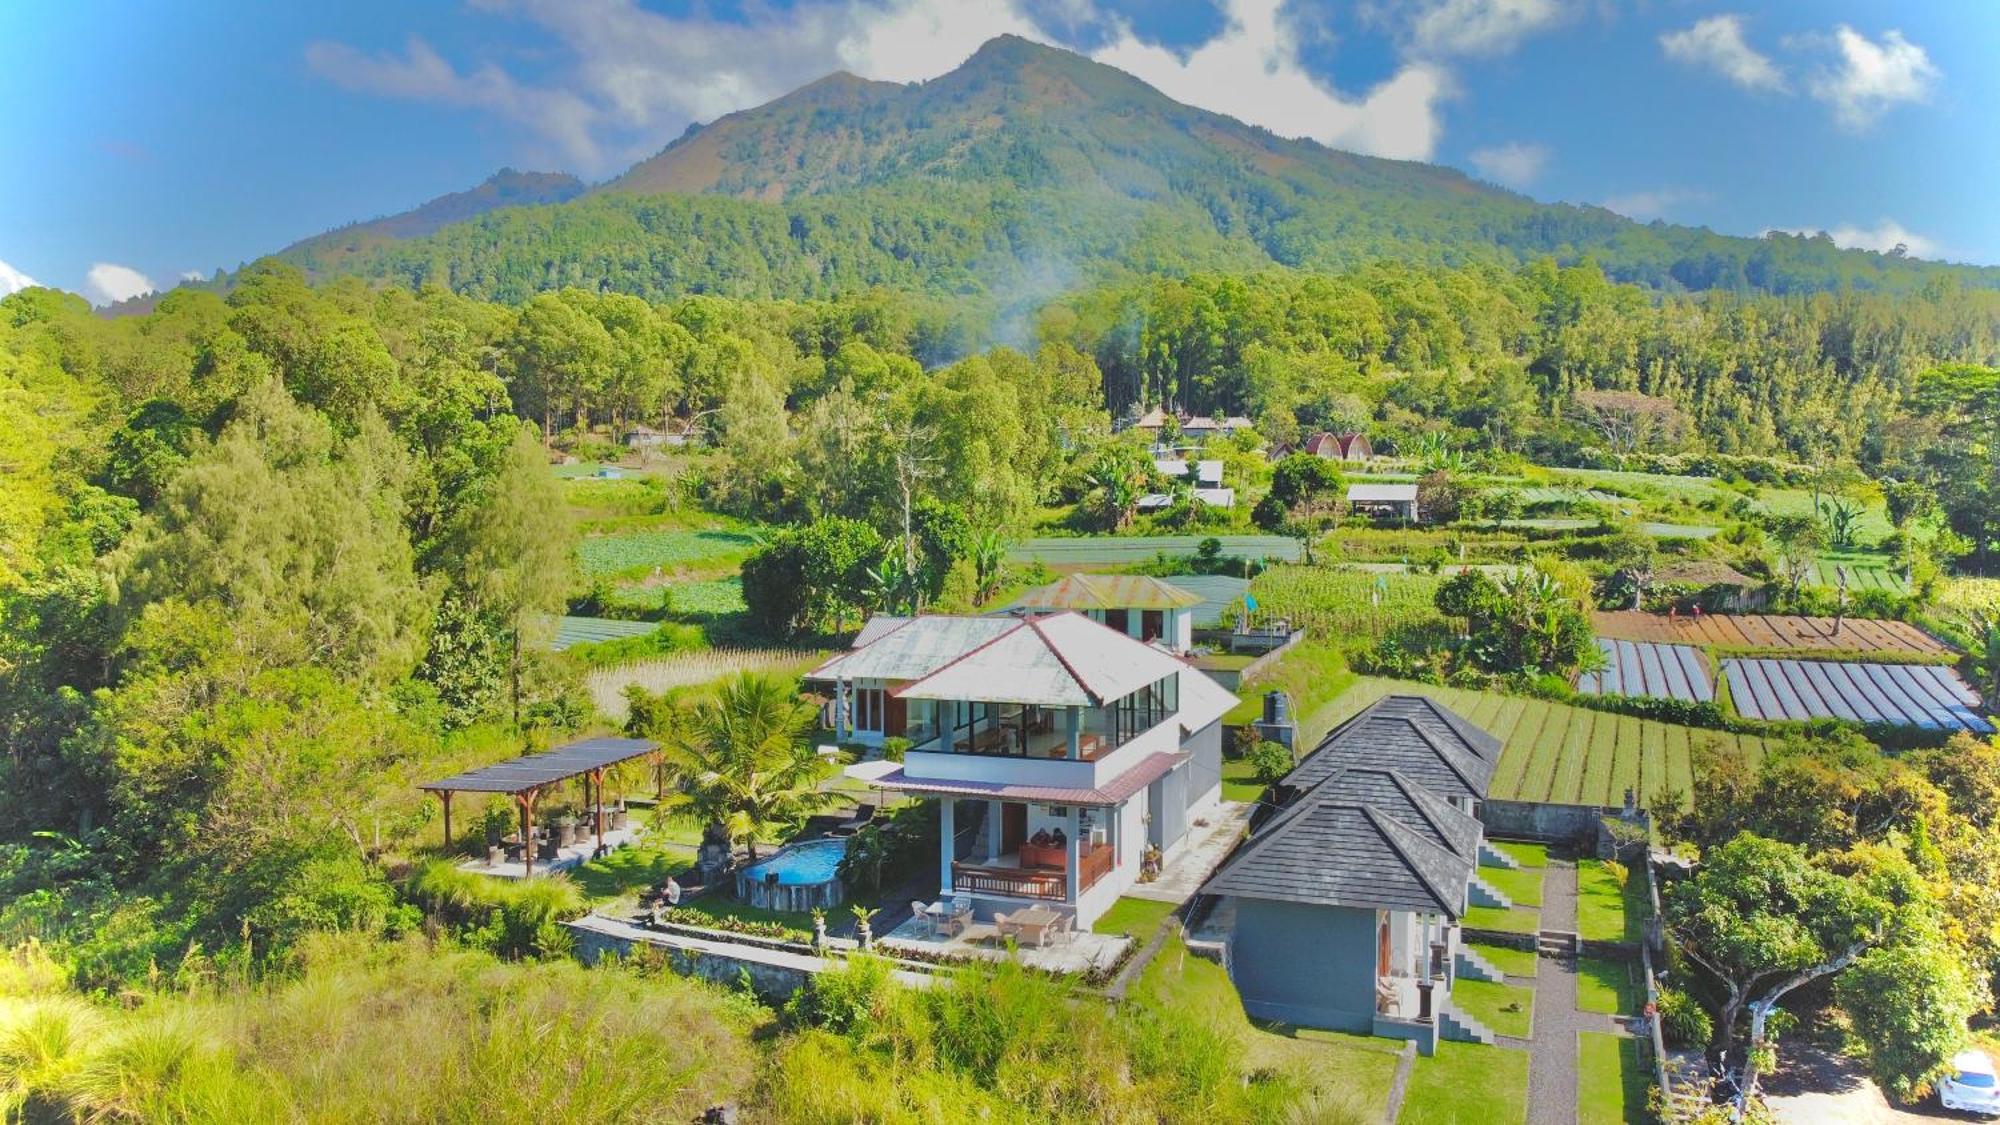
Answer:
1347, 482, 1421, 522
1305, 432, 1373, 462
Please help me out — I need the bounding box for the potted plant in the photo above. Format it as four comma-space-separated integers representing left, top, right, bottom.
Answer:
810, 908, 828, 952
851, 905, 877, 950
556, 813, 578, 847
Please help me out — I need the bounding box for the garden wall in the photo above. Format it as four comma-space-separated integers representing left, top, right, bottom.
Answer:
1480, 799, 1615, 843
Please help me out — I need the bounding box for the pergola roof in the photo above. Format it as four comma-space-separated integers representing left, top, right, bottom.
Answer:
419, 736, 659, 794
1347, 483, 1419, 503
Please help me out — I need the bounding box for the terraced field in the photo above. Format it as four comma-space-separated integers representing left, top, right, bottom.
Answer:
1803, 553, 1908, 594
1308, 677, 1773, 809
1009, 534, 1302, 567
1592, 610, 1951, 657
578, 527, 764, 579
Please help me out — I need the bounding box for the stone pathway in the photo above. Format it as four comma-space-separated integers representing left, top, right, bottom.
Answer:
1381, 1041, 1417, 1125
1527, 856, 1583, 1125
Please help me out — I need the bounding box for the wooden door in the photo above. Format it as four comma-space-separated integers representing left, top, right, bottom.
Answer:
1104, 609, 1129, 635
885, 694, 907, 738
1001, 802, 1028, 855
1377, 918, 1391, 976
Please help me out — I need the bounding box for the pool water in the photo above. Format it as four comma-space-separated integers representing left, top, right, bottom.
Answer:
744, 837, 846, 885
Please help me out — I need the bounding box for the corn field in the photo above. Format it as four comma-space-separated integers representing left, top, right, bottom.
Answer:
586, 648, 823, 721
1238, 565, 1449, 641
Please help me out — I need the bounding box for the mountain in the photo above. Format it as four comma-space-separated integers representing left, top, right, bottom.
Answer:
280, 168, 584, 267
274, 36, 1999, 309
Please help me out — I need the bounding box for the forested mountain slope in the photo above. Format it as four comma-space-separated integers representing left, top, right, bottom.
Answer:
276, 36, 1997, 313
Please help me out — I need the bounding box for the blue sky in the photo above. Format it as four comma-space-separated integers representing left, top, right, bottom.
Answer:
2, 0, 1992, 303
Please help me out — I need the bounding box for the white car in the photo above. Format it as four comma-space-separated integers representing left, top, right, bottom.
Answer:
1940, 1050, 2000, 1116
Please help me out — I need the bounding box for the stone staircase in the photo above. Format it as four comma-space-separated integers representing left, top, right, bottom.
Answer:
1478, 840, 1521, 870
1434, 994, 1497, 1045
1467, 871, 1514, 910
1537, 929, 1579, 959
1454, 945, 1506, 983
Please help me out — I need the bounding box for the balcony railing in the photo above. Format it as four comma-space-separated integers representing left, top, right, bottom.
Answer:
950, 843, 1115, 901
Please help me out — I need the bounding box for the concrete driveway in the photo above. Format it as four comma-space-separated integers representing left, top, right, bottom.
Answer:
1764, 1044, 1988, 1124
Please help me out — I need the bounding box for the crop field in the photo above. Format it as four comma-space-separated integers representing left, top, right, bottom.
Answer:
1575, 639, 1713, 703
1153, 574, 1250, 627
1513, 486, 1629, 507
1237, 565, 1445, 641
1309, 677, 1774, 809
1723, 659, 1994, 733
585, 648, 826, 720
1936, 577, 2000, 633
1009, 534, 1302, 567
1549, 469, 1735, 505
1592, 610, 1951, 657
549, 615, 658, 651
1803, 552, 1908, 594
579, 527, 763, 578
1751, 487, 1894, 543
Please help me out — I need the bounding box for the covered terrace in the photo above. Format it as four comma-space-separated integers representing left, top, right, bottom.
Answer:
419, 736, 660, 877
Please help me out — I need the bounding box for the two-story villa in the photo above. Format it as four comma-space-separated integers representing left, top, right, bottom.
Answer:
810, 611, 1237, 928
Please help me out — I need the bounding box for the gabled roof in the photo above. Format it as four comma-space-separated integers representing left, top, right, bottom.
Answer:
1014, 573, 1203, 612
1282, 695, 1498, 804
1203, 790, 1473, 917
891, 611, 1191, 707
807, 615, 1017, 682
1347, 482, 1419, 503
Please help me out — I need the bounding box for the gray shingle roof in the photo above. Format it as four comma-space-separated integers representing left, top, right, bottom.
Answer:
1202, 792, 1473, 916
1281, 695, 1498, 803
1311, 766, 1483, 862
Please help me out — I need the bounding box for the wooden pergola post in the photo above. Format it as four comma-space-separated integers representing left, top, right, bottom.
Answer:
439, 790, 453, 853
591, 766, 607, 854
515, 788, 541, 876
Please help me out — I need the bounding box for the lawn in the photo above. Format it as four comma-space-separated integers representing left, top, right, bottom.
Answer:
1225, 639, 1356, 742
1094, 896, 1179, 939
1137, 938, 1402, 1120
1578, 1032, 1651, 1124
1220, 757, 1267, 802
571, 845, 690, 902
1577, 957, 1642, 1016
1399, 1041, 1530, 1125
1480, 864, 1545, 908
1463, 905, 1541, 935
1467, 941, 1539, 979
1308, 678, 1776, 810
1577, 860, 1647, 944
666, 894, 816, 940
1451, 978, 1534, 1039
1492, 841, 1548, 868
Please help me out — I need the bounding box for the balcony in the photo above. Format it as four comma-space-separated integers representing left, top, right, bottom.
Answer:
951, 842, 1115, 901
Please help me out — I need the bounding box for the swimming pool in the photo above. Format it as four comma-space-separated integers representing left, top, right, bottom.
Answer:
735, 837, 848, 912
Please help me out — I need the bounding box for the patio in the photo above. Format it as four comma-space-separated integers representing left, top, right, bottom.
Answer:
879, 912, 1133, 976
460, 824, 644, 879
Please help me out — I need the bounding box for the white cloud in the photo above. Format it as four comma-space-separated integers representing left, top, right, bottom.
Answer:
1599, 187, 1707, 221
180, 269, 207, 282
1660, 15, 1786, 93
1094, 0, 1448, 161
1769, 219, 1941, 260
1805, 26, 1938, 130
311, 0, 1452, 172
1466, 141, 1546, 187
0, 258, 36, 297
84, 263, 156, 306
1406, 0, 1569, 59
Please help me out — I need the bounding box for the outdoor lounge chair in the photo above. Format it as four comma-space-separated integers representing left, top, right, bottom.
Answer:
828, 805, 876, 837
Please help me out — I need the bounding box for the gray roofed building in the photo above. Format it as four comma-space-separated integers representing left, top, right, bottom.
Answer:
1281, 695, 1498, 805
1204, 793, 1472, 917
1310, 766, 1484, 861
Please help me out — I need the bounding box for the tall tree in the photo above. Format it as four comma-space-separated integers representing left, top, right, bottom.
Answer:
459, 424, 574, 739
662, 672, 833, 860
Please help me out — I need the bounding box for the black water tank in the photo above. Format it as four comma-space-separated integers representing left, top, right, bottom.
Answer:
1263, 690, 1291, 726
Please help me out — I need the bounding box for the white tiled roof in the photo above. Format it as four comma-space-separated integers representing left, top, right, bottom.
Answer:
892, 612, 1191, 707
808, 616, 1017, 682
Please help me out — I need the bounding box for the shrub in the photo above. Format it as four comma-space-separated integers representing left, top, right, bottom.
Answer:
1657, 987, 1713, 1047
1245, 741, 1294, 787
881, 736, 911, 763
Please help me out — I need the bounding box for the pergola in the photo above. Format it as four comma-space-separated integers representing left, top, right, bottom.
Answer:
419, 736, 661, 875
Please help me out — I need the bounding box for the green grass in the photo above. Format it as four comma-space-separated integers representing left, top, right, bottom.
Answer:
1399, 1041, 1530, 1125
1138, 939, 1402, 1121
1307, 678, 1775, 810
1451, 978, 1535, 1039
1480, 864, 1545, 908
570, 846, 692, 902
1804, 551, 1909, 593
1463, 905, 1541, 935
1238, 565, 1448, 642
607, 574, 750, 616
1226, 639, 1356, 741
1009, 534, 1303, 565
667, 895, 815, 936
1094, 896, 1178, 938
1220, 757, 1267, 802
1577, 958, 1642, 1016
1467, 941, 1538, 979
1577, 860, 1647, 944
1578, 1032, 1651, 1124
1492, 841, 1548, 868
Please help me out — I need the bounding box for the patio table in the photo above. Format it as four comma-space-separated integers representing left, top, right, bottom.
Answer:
998, 906, 1061, 948
924, 900, 971, 938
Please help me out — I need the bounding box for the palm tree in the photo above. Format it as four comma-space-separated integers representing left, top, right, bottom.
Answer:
659, 672, 836, 861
